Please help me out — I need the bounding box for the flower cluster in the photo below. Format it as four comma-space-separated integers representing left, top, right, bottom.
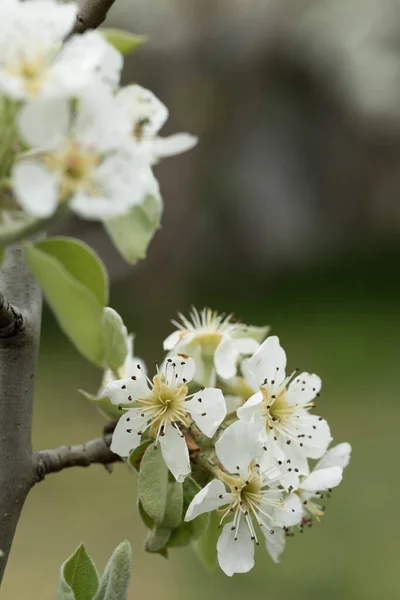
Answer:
0, 0, 196, 221
103, 308, 351, 576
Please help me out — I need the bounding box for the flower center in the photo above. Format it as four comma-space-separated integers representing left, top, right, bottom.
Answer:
8, 50, 47, 96
45, 142, 100, 201
261, 386, 294, 428
138, 374, 189, 437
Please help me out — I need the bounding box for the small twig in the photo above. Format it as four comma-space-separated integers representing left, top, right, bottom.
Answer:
69, 0, 117, 36
34, 433, 121, 480
0, 290, 24, 338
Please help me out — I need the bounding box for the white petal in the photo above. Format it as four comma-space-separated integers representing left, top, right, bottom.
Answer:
185, 479, 229, 521
264, 528, 286, 564
116, 84, 169, 137
163, 355, 196, 385
74, 85, 130, 152
69, 191, 131, 220
301, 466, 343, 492
110, 409, 147, 457
163, 330, 182, 351
12, 160, 59, 217
18, 97, 69, 148
286, 372, 322, 405
241, 357, 260, 392
103, 373, 150, 406
215, 421, 262, 478
214, 338, 239, 380
237, 392, 265, 425
185, 388, 227, 437
273, 493, 302, 527
232, 337, 260, 354
298, 414, 332, 459
159, 423, 191, 482
315, 442, 352, 471
149, 133, 198, 161
246, 336, 287, 387
217, 520, 255, 577
94, 152, 158, 210
54, 31, 122, 92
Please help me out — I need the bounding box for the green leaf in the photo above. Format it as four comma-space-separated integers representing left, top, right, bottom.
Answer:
167, 476, 208, 548
234, 324, 270, 343
78, 389, 122, 420
104, 193, 163, 265
0, 246, 4, 267
128, 439, 152, 472
25, 240, 106, 366
100, 28, 148, 55
102, 307, 128, 373
193, 511, 220, 571
93, 541, 132, 600
162, 482, 183, 530
58, 544, 99, 600
138, 442, 169, 525
34, 237, 108, 306
144, 528, 171, 554
138, 500, 154, 530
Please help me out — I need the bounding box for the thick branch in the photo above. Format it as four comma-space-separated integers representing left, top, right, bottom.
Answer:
0, 245, 42, 583
71, 0, 117, 35
35, 434, 120, 479
0, 291, 24, 338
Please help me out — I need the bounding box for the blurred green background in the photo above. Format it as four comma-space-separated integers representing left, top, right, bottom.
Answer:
3, 0, 400, 598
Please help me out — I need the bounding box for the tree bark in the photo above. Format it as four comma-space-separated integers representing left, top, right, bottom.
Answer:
0, 245, 42, 584
35, 434, 120, 479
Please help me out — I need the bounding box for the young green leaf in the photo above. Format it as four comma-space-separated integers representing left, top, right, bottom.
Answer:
193, 511, 220, 571
58, 543, 99, 600
144, 527, 171, 554
94, 541, 132, 600
162, 482, 183, 530
25, 240, 106, 366
33, 237, 108, 306
232, 324, 270, 343
101, 307, 128, 373
129, 439, 153, 472
104, 193, 163, 265
78, 389, 122, 420
100, 28, 148, 55
138, 442, 169, 525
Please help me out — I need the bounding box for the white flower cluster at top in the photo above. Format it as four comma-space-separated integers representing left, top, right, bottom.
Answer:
0, 0, 196, 221
105, 308, 352, 576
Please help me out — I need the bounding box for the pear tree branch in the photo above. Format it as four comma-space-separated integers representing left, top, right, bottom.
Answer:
71, 0, 117, 35
34, 433, 121, 479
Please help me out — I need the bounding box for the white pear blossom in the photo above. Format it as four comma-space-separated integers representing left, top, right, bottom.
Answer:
185, 421, 302, 576
105, 355, 227, 482
277, 442, 351, 557
116, 84, 197, 164
12, 87, 158, 219
163, 308, 262, 385
297, 441, 351, 524
0, 1, 122, 99
237, 336, 332, 489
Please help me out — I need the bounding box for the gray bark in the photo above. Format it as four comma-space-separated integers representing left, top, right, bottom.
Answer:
35, 434, 120, 479
70, 0, 117, 35
0, 245, 42, 584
